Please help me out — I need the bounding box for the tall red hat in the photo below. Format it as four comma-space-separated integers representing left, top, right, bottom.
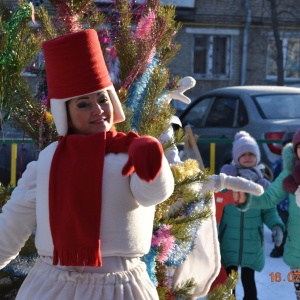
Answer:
42, 29, 125, 136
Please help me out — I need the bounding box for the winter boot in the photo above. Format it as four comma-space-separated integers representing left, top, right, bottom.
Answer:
270, 245, 284, 258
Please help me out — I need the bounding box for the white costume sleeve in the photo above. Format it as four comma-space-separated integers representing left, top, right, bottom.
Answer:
0, 161, 37, 269
130, 156, 174, 207
202, 173, 264, 195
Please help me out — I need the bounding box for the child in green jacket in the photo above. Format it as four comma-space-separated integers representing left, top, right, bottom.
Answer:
219, 131, 284, 300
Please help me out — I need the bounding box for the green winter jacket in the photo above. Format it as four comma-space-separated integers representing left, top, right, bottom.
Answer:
219, 202, 284, 271
238, 143, 300, 268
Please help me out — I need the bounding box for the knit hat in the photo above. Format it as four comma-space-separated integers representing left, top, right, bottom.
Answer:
233, 131, 260, 166
292, 129, 300, 154
42, 29, 125, 136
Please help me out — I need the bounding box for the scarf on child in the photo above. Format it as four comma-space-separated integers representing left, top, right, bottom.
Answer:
49, 129, 138, 266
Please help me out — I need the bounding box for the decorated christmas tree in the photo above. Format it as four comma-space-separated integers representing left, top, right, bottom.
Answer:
0, 0, 238, 299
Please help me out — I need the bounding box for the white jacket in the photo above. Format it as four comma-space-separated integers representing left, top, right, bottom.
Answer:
0, 141, 174, 268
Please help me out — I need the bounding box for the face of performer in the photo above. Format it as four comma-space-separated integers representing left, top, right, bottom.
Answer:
67, 90, 113, 135
238, 152, 257, 168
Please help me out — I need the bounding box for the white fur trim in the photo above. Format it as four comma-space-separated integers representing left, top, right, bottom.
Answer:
106, 86, 125, 124
50, 99, 69, 136
171, 115, 182, 127
295, 185, 300, 207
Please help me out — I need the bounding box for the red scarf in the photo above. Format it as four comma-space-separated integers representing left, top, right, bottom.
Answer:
49, 129, 138, 266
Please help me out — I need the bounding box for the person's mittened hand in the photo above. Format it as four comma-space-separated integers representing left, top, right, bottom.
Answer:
232, 191, 247, 204
292, 161, 300, 184
272, 225, 284, 247
282, 174, 298, 194
122, 136, 163, 182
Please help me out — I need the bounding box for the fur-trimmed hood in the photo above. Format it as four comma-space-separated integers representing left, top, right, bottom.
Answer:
282, 143, 297, 173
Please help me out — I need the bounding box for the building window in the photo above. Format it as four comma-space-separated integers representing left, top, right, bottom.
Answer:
193, 35, 231, 79
267, 37, 300, 80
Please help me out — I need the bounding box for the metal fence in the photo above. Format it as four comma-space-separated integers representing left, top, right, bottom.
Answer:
5, 138, 282, 187
1, 139, 36, 187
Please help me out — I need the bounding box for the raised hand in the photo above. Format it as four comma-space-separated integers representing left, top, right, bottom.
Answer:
122, 136, 163, 182
232, 191, 247, 204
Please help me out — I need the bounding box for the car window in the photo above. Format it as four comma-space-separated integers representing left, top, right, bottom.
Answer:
205, 97, 237, 127
236, 99, 248, 127
181, 97, 212, 127
254, 94, 300, 119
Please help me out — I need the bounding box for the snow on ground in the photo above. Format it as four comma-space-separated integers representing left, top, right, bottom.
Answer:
199, 225, 296, 299
235, 226, 295, 300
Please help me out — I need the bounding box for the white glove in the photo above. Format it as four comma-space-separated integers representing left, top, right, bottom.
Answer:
295, 186, 300, 207
211, 173, 264, 195
272, 225, 284, 247
168, 76, 196, 104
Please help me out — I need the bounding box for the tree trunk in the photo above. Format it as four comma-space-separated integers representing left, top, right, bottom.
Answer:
269, 0, 284, 86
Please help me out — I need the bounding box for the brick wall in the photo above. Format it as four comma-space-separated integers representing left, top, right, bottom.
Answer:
168, 0, 300, 101
4, 0, 300, 102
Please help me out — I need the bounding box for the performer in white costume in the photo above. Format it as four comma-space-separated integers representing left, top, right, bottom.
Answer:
0, 29, 175, 300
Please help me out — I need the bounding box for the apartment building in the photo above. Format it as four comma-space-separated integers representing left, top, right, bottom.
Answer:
4, 0, 300, 105
170, 0, 300, 105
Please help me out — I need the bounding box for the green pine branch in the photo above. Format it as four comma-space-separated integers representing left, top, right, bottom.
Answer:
206, 270, 239, 300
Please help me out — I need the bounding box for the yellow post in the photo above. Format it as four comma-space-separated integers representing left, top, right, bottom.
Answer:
210, 142, 216, 174
10, 143, 17, 187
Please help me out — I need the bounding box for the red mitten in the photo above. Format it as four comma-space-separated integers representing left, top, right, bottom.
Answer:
122, 136, 163, 182
282, 174, 298, 194
292, 160, 300, 184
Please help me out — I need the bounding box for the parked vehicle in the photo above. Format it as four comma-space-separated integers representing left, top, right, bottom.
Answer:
179, 86, 300, 174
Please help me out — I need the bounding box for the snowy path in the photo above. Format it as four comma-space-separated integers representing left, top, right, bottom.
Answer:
235, 226, 295, 300
199, 225, 296, 299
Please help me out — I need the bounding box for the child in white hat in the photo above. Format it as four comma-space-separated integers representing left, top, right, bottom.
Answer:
0, 29, 174, 300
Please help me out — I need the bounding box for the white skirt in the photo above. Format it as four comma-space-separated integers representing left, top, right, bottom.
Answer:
16, 256, 159, 300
